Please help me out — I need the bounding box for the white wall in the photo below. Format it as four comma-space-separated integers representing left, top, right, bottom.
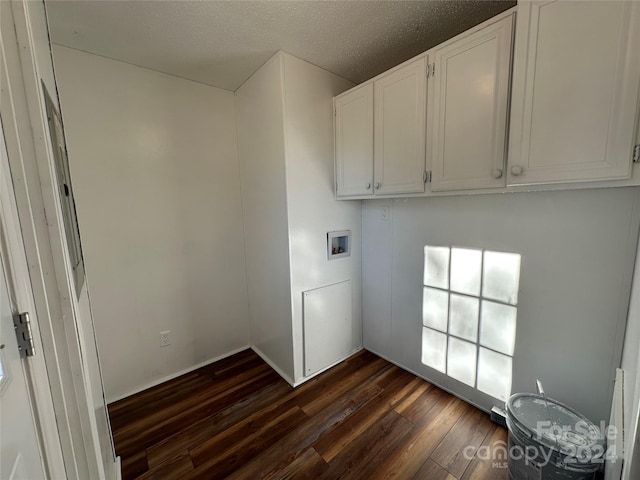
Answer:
280, 54, 361, 382
235, 52, 361, 384
362, 187, 640, 423
53, 46, 250, 402
235, 54, 295, 382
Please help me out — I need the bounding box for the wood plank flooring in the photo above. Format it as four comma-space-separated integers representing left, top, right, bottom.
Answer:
109, 349, 509, 479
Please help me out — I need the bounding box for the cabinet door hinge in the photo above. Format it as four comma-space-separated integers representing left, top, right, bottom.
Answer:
426, 63, 435, 78
633, 145, 640, 163
424, 171, 432, 183
426, 63, 436, 78
13, 312, 35, 358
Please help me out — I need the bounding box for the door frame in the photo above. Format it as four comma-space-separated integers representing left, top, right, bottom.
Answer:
0, 113, 60, 479
0, 1, 116, 478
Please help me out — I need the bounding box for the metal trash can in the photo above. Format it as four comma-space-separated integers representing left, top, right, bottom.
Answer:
505, 393, 605, 480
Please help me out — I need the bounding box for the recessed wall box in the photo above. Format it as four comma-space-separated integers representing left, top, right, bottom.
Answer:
327, 230, 351, 260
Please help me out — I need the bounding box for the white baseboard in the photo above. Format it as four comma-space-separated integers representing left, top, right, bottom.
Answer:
109, 344, 365, 404
292, 347, 363, 387
108, 345, 251, 404
114, 456, 121, 480
246, 345, 365, 388
250, 344, 296, 386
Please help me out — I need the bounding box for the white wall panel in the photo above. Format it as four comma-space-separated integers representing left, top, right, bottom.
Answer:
235, 55, 295, 383
362, 187, 640, 422
281, 54, 360, 383
54, 46, 250, 401
361, 202, 393, 358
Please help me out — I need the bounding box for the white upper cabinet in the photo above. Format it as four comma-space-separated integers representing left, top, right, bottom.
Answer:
374, 57, 427, 195
335, 3, 640, 198
508, 0, 640, 186
428, 15, 514, 191
335, 83, 374, 197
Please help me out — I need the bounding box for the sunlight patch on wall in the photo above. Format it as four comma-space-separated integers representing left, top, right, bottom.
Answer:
422, 246, 521, 402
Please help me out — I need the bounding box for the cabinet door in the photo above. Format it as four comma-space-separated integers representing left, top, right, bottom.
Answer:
374, 57, 427, 195
508, 0, 640, 185
429, 15, 513, 191
335, 84, 374, 198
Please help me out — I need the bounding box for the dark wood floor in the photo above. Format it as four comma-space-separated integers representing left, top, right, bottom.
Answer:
109, 349, 509, 479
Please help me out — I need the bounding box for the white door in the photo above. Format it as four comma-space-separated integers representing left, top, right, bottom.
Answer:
0, 268, 44, 480
374, 57, 427, 195
0, 174, 45, 480
335, 83, 374, 198
508, 0, 640, 185
429, 14, 513, 191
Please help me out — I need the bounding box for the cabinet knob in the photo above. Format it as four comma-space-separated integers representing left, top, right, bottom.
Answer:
374, 182, 381, 190
492, 169, 503, 179
510, 165, 524, 176
366, 182, 371, 190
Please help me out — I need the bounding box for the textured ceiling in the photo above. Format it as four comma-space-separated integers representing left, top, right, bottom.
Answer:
46, 0, 515, 91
